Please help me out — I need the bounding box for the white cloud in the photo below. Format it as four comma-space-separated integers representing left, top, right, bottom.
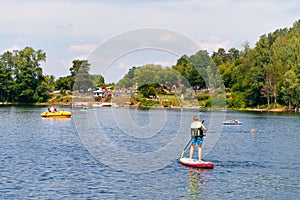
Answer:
74, 54, 90, 61
199, 37, 231, 53
1, 0, 298, 41
153, 60, 174, 67
159, 33, 179, 43
69, 44, 97, 53
1, 39, 27, 53
2, 44, 22, 53
0, 0, 299, 82
115, 61, 130, 70
59, 60, 71, 69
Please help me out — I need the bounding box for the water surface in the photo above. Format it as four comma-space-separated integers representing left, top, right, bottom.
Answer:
0, 106, 299, 199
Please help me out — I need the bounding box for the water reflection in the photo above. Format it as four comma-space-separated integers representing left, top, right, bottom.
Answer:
184, 168, 212, 199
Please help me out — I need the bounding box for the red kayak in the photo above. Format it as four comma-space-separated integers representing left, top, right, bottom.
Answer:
179, 158, 214, 168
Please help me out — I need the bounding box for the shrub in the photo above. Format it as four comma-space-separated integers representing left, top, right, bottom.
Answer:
196, 93, 210, 101
227, 92, 245, 108
140, 99, 159, 107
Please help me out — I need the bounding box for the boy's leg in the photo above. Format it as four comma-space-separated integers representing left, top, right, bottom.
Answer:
198, 145, 202, 161
189, 145, 195, 159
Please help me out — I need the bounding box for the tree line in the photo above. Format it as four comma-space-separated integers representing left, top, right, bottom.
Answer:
1, 19, 299, 108
0, 47, 50, 103
118, 19, 300, 109
219, 19, 300, 109
0, 48, 104, 103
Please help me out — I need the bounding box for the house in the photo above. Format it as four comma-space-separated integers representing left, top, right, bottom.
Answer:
93, 88, 105, 98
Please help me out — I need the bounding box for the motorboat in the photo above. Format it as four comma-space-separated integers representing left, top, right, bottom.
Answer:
92, 102, 119, 107
222, 120, 243, 125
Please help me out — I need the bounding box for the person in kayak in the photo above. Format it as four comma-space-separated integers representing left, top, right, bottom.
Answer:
190, 115, 207, 162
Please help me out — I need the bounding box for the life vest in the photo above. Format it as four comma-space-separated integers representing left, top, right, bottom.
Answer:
191, 128, 204, 138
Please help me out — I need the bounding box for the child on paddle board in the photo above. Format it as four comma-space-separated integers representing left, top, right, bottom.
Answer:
189, 115, 207, 162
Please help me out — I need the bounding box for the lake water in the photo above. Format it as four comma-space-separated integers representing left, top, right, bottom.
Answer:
0, 106, 299, 199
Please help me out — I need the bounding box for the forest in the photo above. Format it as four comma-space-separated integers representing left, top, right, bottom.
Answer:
0, 50, 104, 103
118, 19, 300, 110
0, 19, 299, 109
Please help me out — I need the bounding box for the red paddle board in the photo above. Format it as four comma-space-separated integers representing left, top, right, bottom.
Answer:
179, 158, 214, 168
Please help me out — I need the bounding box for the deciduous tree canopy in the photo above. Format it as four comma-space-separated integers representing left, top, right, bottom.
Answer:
0, 19, 299, 109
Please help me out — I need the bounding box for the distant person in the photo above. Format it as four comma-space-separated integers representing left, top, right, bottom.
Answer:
50, 106, 54, 112
189, 115, 207, 162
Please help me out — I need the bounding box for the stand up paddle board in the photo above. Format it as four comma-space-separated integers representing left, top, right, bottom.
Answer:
179, 158, 214, 168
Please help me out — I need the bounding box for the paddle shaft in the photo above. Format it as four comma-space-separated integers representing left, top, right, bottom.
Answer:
183, 137, 192, 152
180, 137, 192, 158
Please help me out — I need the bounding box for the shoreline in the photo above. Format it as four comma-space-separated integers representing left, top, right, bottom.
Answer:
1, 101, 298, 113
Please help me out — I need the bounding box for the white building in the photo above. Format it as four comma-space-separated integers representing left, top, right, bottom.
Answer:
93, 88, 105, 98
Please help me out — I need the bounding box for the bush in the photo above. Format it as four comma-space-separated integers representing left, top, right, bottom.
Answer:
94, 96, 102, 102
162, 101, 172, 107
196, 93, 210, 101
140, 99, 159, 107
211, 94, 227, 108
203, 99, 211, 108
227, 92, 245, 108
138, 84, 158, 98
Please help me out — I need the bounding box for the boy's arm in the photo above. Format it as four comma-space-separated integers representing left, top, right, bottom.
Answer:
202, 124, 207, 132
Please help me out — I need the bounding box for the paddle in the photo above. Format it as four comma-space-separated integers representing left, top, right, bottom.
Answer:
180, 120, 204, 159
180, 137, 193, 159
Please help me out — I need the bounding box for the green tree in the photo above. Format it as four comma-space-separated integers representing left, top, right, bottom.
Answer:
93, 74, 105, 87
117, 74, 134, 88
181, 63, 205, 88
227, 48, 240, 62
127, 66, 136, 79
162, 67, 180, 87
138, 83, 159, 98
189, 50, 215, 83
0, 51, 14, 102
174, 55, 206, 89
173, 55, 189, 73
55, 76, 72, 91
12, 47, 47, 103
72, 60, 94, 92
35, 75, 54, 102
215, 48, 241, 89
280, 70, 300, 109
118, 65, 179, 89
212, 48, 226, 65
243, 35, 272, 107
134, 64, 163, 86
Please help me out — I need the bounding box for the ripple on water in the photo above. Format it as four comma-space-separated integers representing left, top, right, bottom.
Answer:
0, 107, 299, 199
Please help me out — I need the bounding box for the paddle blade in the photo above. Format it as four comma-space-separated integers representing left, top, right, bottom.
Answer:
180, 150, 185, 158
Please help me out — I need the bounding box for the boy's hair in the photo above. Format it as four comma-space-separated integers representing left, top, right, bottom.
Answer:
193, 115, 199, 121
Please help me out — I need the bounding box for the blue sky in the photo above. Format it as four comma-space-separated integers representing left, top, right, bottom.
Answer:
0, 0, 299, 83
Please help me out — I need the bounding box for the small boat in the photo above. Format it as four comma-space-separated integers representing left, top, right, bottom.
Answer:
102, 102, 119, 107
41, 110, 72, 118
222, 120, 243, 125
92, 102, 119, 107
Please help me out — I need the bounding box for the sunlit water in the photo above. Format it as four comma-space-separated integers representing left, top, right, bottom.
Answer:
0, 106, 299, 199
